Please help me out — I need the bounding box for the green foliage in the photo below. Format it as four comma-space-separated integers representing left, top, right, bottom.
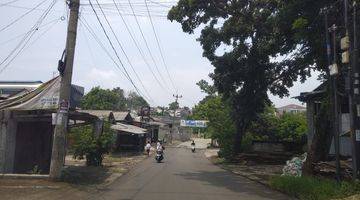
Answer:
277, 112, 307, 142
81, 87, 149, 111
168, 0, 339, 153
168, 101, 179, 110
191, 96, 236, 159
247, 105, 307, 142
196, 79, 216, 96
127, 91, 149, 110
247, 105, 280, 141
28, 165, 41, 174
70, 122, 115, 166
81, 87, 127, 110
269, 176, 360, 200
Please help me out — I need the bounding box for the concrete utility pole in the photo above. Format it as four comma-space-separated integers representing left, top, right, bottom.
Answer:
170, 94, 182, 144
329, 24, 341, 182
49, 0, 80, 180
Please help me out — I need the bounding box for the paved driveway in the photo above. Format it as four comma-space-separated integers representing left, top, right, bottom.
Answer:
91, 148, 290, 200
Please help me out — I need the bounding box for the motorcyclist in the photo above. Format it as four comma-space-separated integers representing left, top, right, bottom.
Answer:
191, 140, 195, 152
155, 141, 165, 162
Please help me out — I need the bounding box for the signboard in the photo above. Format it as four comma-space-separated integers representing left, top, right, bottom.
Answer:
180, 120, 208, 128
59, 99, 69, 113
356, 130, 360, 142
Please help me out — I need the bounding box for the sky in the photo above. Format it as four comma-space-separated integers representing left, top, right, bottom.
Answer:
0, 0, 321, 108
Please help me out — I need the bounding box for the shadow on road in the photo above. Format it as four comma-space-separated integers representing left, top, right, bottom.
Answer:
175, 170, 289, 200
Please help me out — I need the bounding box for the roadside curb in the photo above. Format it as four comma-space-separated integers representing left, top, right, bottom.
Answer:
0, 174, 49, 179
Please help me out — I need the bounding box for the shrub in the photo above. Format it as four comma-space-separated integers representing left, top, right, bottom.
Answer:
269, 176, 360, 200
70, 122, 115, 166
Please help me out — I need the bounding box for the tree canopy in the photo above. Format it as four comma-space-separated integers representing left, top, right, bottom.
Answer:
168, 0, 339, 153
81, 87, 149, 111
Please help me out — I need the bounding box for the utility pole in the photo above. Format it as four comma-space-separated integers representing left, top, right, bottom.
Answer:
351, 0, 360, 180
322, 8, 342, 181
49, 0, 80, 180
329, 24, 341, 182
170, 94, 182, 144
343, 0, 356, 181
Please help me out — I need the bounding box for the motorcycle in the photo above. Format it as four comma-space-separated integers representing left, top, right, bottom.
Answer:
155, 150, 164, 163
191, 145, 195, 153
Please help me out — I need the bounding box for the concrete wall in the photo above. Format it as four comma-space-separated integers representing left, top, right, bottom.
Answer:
252, 142, 285, 153
0, 111, 17, 173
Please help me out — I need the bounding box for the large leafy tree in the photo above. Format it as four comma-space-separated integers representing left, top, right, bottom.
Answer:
126, 91, 149, 110
168, 0, 339, 155
81, 87, 127, 110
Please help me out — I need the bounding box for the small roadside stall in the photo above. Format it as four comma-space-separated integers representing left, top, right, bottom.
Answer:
111, 123, 148, 151
0, 77, 99, 174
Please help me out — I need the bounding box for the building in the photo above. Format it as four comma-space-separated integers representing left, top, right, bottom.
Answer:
276, 104, 306, 115
0, 77, 99, 174
111, 123, 147, 151
297, 82, 352, 156
0, 81, 42, 99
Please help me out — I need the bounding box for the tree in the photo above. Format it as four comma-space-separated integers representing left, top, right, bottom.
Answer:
247, 105, 280, 141
168, 0, 338, 155
192, 96, 236, 158
277, 112, 308, 142
70, 122, 115, 166
81, 87, 126, 110
126, 91, 149, 110
197, 79, 217, 96
169, 101, 179, 110
112, 87, 127, 110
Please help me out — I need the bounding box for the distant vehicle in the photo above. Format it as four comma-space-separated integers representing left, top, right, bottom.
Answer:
155, 150, 164, 163
191, 140, 196, 153
191, 146, 195, 153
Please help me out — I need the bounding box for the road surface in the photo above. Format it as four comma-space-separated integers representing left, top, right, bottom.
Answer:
91, 147, 290, 200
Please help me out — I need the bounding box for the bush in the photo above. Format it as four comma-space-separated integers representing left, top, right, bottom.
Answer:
70, 122, 115, 166
269, 176, 360, 200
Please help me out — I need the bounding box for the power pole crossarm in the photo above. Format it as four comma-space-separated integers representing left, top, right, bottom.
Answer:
49, 0, 80, 180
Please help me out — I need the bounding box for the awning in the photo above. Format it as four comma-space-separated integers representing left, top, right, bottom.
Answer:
111, 123, 147, 135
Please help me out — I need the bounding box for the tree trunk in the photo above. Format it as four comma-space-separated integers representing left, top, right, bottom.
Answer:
303, 101, 333, 175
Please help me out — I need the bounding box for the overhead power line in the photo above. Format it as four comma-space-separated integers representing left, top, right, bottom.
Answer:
127, 0, 171, 93
3, 4, 169, 18
110, 0, 169, 94
88, 0, 148, 102
144, 0, 177, 92
79, 17, 134, 91
0, 0, 57, 74
0, 0, 49, 33
0, 17, 62, 46
94, 0, 154, 103
0, 0, 21, 7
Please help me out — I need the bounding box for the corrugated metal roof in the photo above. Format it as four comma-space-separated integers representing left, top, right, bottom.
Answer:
80, 110, 113, 118
112, 111, 131, 121
111, 123, 147, 134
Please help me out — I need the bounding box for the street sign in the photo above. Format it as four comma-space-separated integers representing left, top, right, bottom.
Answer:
180, 120, 208, 128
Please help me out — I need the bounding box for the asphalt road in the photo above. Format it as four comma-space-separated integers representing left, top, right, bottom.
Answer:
91, 148, 290, 200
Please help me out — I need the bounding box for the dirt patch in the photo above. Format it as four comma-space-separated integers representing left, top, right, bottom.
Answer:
208, 151, 294, 185
0, 151, 149, 200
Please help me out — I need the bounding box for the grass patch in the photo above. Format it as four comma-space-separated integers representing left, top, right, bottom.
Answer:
269, 176, 360, 200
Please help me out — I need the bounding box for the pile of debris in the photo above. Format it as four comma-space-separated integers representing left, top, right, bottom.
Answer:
314, 159, 353, 180
282, 153, 307, 177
